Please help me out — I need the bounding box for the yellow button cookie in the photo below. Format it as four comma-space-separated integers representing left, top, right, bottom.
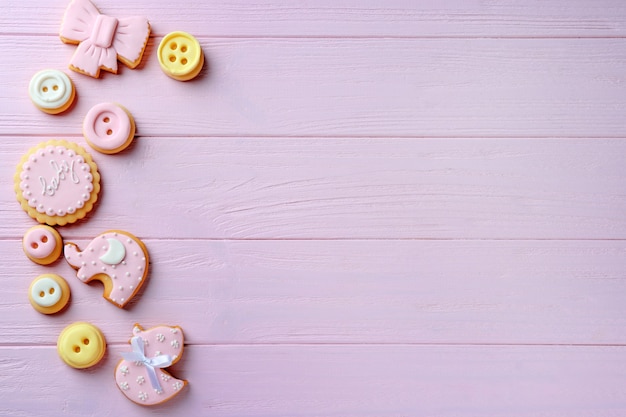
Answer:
57, 322, 106, 369
158, 31, 204, 81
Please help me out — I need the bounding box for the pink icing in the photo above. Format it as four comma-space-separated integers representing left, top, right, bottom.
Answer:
83, 103, 132, 152
23, 227, 58, 260
60, 0, 150, 77
115, 325, 186, 405
18, 144, 95, 218
64, 231, 148, 307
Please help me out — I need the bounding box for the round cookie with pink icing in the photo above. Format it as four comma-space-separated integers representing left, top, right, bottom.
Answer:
115, 324, 187, 405
23, 225, 63, 265
14, 140, 101, 226
64, 230, 149, 308
83, 102, 136, 154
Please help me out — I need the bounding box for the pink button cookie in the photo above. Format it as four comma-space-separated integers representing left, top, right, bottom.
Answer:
23, 225, 63, 265
14, 140, 101, 226
115, 324, 187, 405
64, 230, 149, 308
83, 103, 135, 154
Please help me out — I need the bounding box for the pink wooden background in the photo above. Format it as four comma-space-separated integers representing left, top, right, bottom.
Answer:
2, 0, 626, 415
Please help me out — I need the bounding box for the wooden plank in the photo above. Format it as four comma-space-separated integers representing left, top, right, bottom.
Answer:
1, 344, 626, 416
2, 37, 626, 137
4, 0, 626, 37
2, 239, 625, 345
3, 137, 626, 240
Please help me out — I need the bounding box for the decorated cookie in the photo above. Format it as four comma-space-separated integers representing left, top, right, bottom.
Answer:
28, 69, 76, 114
157, 31, 204, 81
64, 230, 149, 308
60, 0, 150, 78
23, 225, 63, 265
14, 140, 101, 226
115, 324, 187, 405
28, 274, 71, 314
57, 322, 106, 368
83, 102, 135, 154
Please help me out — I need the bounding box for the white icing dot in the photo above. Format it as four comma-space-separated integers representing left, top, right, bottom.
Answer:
133, 252, 138, 256
46, 208, 54, 215
102, 266, 107, 271
81, 262, 86, 266
127, 239, 132, 244
122, 261, 127, 265
82, 194, 89, 201
126, 272, 131, 277
76, 200, 84, 208
85, 174, 92, 181
120, 298, 125, 302
138, 266, 143, 271
82, 165, 88, 171
68, 151, 74, 157
129, 285, 134, 290
91, 261, 96, 266
119, 286, 123, 291
120, 381, 129, 391
57, 209, 65, 215
89, 248, 94, 252
80, 274, 86, 279
78, 253, 82, 257
24, 175, 29, 179
31, 157, 37, 162
58, 148, 64, 154
112, 274, 117, 279
141, 257, 146, 262
67, 207, 75, 214
138, 277, 142, 281
112, 265, 116, 269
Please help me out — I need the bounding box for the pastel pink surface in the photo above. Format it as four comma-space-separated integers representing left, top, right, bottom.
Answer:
64, 231, 148, 307
2, 1, 626, 416
115, 325, 186, 405
60, 0, 150, 77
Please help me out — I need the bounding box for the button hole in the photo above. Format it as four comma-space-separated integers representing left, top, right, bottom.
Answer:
106, 129, 113, 135
74, 346, 81, 353
41, 235, 48, 243
31, 242, 39, 249
49, 287, 55, 295
181, 45, 187, 53
103, 117, 110, 123
169, 55, 176, 63
170, 42, 177, 50
53, 85, 59, 91
83, 338, 90, 345
39, 291, 45, 298
181, 58, 188, 65
42, 87, 48, 93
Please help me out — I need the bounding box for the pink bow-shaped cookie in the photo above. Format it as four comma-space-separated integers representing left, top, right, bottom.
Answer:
60, 0, 150, 78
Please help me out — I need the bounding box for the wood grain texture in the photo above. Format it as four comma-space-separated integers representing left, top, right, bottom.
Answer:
4, 0, 626, 37
4, 137, 626, 239
1, 239, 626, 346
1, 37, 626, 137
1, 344, 626, 417
2, 0, 626, 415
